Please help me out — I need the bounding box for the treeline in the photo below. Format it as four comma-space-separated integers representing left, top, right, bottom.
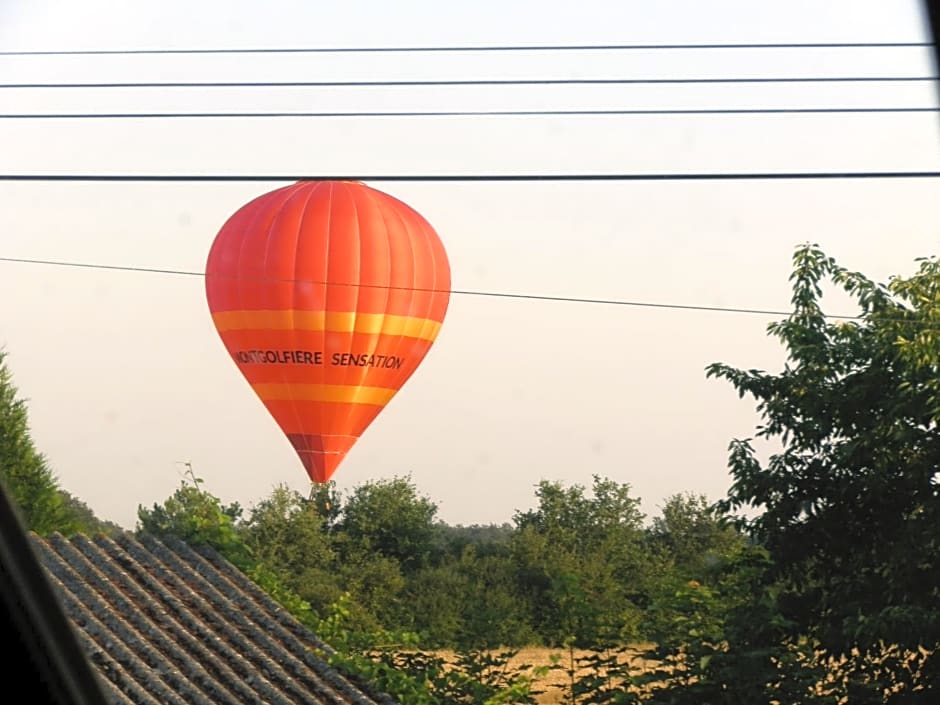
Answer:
137, 469, 745, 650
2, 243, 939, 703
133, 469, 757, 703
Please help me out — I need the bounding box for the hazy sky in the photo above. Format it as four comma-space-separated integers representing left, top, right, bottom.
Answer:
1, 1, 938, 530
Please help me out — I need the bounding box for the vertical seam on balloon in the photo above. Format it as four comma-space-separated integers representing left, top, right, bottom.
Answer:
381, 193, 417, 400
404, 212, 438, 393
346, 181, 363, 394
347, 184, 394, 438
311, 180, 333, 465
427, 213, 450, 340
266, 184, 306, 461
422, 222, 438, 332
284, 183, 312, 458
234, 192, 266, 414
330, 181, 368, 445
375, 188, 394, 381
423, 217, 447, 343
320, 181, 335, 448
355, 185, 392, 390
394, 196, 424, 397
290, 182, 320, 464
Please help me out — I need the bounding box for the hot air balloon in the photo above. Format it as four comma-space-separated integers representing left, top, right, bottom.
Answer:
204, 180, 451, 483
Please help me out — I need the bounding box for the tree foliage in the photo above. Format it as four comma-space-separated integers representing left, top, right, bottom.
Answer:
58, 489, 124, 536
338, 474, 440, 571
647, 492, 745, 583
0, 349, 85, 535
136, 463, 250, 567
512, 476, 652, 647
684, 243, 940, 701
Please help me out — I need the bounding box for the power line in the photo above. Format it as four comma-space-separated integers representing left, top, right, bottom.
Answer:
3, 75, 936, 89
3, 107, 937, 120
6, 253, 939, 330
0, 41, 931, 56
2, 171, 939, 182
0, 254, 862, 320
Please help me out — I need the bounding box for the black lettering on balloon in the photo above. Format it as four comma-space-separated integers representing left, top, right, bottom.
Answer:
234, 349, 404, 368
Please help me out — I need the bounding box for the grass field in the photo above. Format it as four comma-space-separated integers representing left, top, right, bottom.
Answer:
431, 645, 663, 704
511, 646, 659, 704
489, 644, 933, 704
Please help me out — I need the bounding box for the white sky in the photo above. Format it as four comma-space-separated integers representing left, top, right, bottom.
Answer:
0, 1, 938, 530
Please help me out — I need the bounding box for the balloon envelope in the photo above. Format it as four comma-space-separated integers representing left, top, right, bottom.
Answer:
204, 180, 451, 483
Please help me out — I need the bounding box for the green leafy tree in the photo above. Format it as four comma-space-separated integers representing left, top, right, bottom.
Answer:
241, 483, 342, 613
58, 489, 124, 536
336, 546, 409, 632
338, 474, 440, 571
512, 476, 650, 647
318, 592, 548, 705
437, 523, 516, 557
647, 492, 745, 583
406, 545, 537, 649
639, 545, 819, 705
401, 559, 471, 647
308, 479, 344, 531
669, 243, 940, 701
136, 464, 249, 567
0, 348, 78, 535
454, 548, 538, 649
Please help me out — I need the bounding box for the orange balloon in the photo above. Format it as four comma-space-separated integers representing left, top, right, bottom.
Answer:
204, 180, 451, 483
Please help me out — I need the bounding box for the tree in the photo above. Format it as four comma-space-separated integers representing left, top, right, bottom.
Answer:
0, 348, 77, 535
58, 490, 124, 536
241, 483, 341, 613
647, 492, 745, 582
512, 476, 650, 646
242, 484, 334, 572
405, 545, 537, 649
435, 522, 515, 559
136, 464, 249, 566
700, 243, 940, 699
337, 474, 439, 571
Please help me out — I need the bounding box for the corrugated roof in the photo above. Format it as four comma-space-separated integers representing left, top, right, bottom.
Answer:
30, 530, 399, 705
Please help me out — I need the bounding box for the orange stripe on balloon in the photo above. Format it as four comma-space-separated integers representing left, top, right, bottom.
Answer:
211, 310, 443, 341
252, 382, 398, 406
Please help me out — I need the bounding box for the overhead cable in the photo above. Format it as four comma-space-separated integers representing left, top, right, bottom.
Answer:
1, 171, 938, 182
2, 106, 938, 120
0, 41, 931, 56
2, 75, 936, 89
0, 254, 873, 321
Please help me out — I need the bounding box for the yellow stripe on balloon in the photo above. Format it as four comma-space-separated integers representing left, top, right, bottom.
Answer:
252, 383, 398, 406
212, 310, 442, 341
